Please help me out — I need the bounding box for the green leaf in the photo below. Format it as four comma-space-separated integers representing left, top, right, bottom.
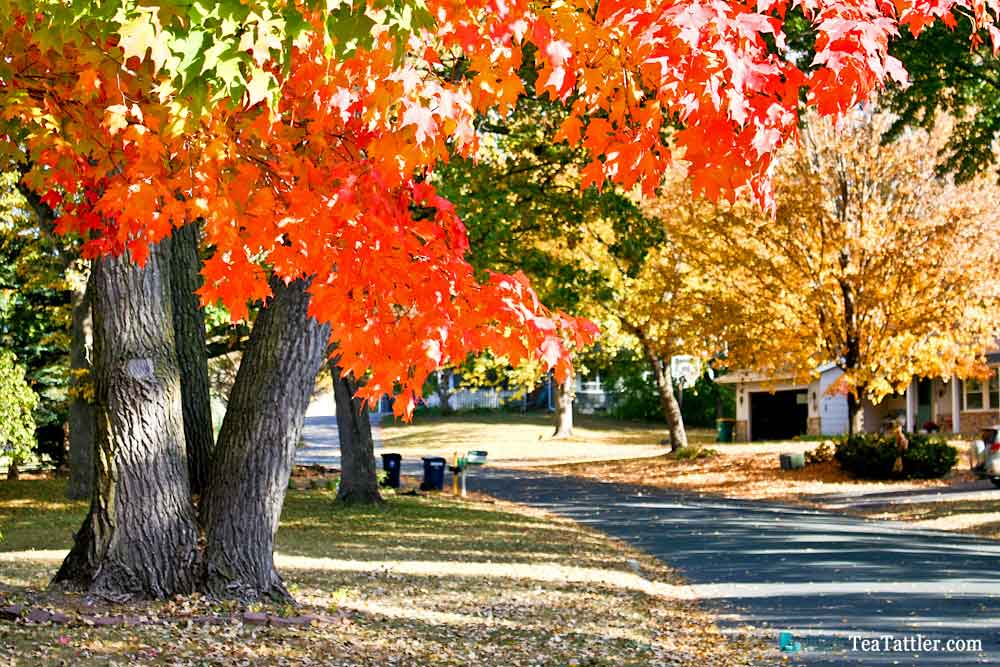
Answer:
325, 6, 376, 58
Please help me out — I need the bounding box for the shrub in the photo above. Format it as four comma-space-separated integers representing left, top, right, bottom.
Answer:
834, 433, 898, 478
834, 432, 957, 479
672, 446, 718, 460
902, 434, 958, 479
805, 441, 834, 465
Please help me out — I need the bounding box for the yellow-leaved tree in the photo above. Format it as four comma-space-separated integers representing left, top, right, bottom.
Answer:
535, 206, 733, 450
651, 109, 1000, 433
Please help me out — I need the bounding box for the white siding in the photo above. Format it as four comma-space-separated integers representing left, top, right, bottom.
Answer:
818, 367, 849, 435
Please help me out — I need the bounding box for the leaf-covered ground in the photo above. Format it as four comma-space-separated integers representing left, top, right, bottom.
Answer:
559, 441, 962, 502
849, 497, 1000, 538
0, 479, 772, 666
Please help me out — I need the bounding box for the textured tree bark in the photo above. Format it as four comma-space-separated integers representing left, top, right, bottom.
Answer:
168, 222, 214, 497
331, 359, 382, 505
200, 278, 330, 602
643, 343, 688, 452
66, 270, 96, 501
53, 243, 200, 600
846, 389, 867, 436
552, 370, 574, 439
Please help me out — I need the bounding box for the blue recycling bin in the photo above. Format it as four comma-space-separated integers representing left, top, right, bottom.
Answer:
380, 453, 401, 488
421, 456, 446, 491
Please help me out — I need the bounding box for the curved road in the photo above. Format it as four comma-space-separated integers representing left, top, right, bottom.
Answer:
474, 469, 1000, 666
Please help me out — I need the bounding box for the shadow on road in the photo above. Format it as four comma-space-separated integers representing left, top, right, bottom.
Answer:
476, 468, 1000, 666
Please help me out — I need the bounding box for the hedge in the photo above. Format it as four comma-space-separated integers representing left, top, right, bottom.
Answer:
833, 432, 957, 479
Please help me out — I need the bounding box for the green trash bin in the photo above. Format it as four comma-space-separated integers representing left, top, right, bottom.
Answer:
716, 418, 735, 443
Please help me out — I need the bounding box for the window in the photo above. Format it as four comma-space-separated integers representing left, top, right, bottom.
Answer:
963, 369, 1000, 411
965, 379, 985, 410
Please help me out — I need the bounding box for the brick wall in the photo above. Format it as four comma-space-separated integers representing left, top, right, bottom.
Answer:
959, 411, 999, 436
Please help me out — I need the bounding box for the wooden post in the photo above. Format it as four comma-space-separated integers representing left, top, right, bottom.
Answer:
951, 379, 962, 434
905, 379, 916, 432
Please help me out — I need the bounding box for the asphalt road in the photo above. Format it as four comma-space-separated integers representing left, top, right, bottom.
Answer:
474, 468, 1000, 666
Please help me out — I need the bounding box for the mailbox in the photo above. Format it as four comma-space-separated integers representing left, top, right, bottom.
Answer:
465, 450, 488, 465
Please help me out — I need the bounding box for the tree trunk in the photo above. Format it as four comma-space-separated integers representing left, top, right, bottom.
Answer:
6, 459, 19, 480
436, 368, 454, 415
643, 344, 688, 452
331, 359, 382, 505
552, 370, 574, 439
200, 278, 330, 602
53, 243, 200, 601
66, 270, 96, 501
847, 391, 865, 436
168, 222, 214, 497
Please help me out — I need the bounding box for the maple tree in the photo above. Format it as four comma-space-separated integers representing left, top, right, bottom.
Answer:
5, 0, 998, 409
652, 109, 1000, 434
1, 0, 998, 602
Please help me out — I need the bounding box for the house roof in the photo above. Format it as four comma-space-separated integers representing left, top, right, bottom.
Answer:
716, 370, 797, 385
716, 363, 839, 385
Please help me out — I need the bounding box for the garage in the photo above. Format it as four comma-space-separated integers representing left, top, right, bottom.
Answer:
750, 389, 809, 441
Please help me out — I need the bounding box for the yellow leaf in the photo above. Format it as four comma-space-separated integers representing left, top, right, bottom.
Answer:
103, 104, 129, 135
245, 69, 274, 108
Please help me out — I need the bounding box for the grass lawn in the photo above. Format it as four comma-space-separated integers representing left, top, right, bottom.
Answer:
0, 479, 768, 666
378, 411, 715, 466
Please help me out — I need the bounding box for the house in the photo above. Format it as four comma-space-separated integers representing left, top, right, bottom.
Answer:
409, 366, 620, 413
717, 356, 1000, 441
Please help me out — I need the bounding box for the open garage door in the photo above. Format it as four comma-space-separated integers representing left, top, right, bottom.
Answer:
750, 390, 808, 441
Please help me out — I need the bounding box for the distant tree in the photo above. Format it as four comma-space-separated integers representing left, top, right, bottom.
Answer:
436, 97, 612, 438
0, 349, 39, 479
330, 358, 381, 506
654, 109, 1000, 434
437, 99, 726, 449
0, 172, 80, 470
887, 18, 1000, 181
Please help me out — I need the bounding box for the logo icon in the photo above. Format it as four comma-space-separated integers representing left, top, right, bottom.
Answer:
779, 631, 802, 653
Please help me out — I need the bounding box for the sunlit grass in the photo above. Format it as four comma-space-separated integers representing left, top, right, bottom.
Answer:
0, 479, 768, 666
378, 411, 714, 465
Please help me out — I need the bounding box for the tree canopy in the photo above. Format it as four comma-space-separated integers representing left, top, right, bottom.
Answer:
888, 16, 1000, 181
653, 109, 1000, 427
2, 0, 998, 415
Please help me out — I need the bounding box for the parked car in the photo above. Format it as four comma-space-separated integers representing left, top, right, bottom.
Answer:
969, 426, 1000, 488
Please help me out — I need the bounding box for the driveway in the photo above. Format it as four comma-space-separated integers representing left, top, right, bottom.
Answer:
475, 468, 1000, 666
